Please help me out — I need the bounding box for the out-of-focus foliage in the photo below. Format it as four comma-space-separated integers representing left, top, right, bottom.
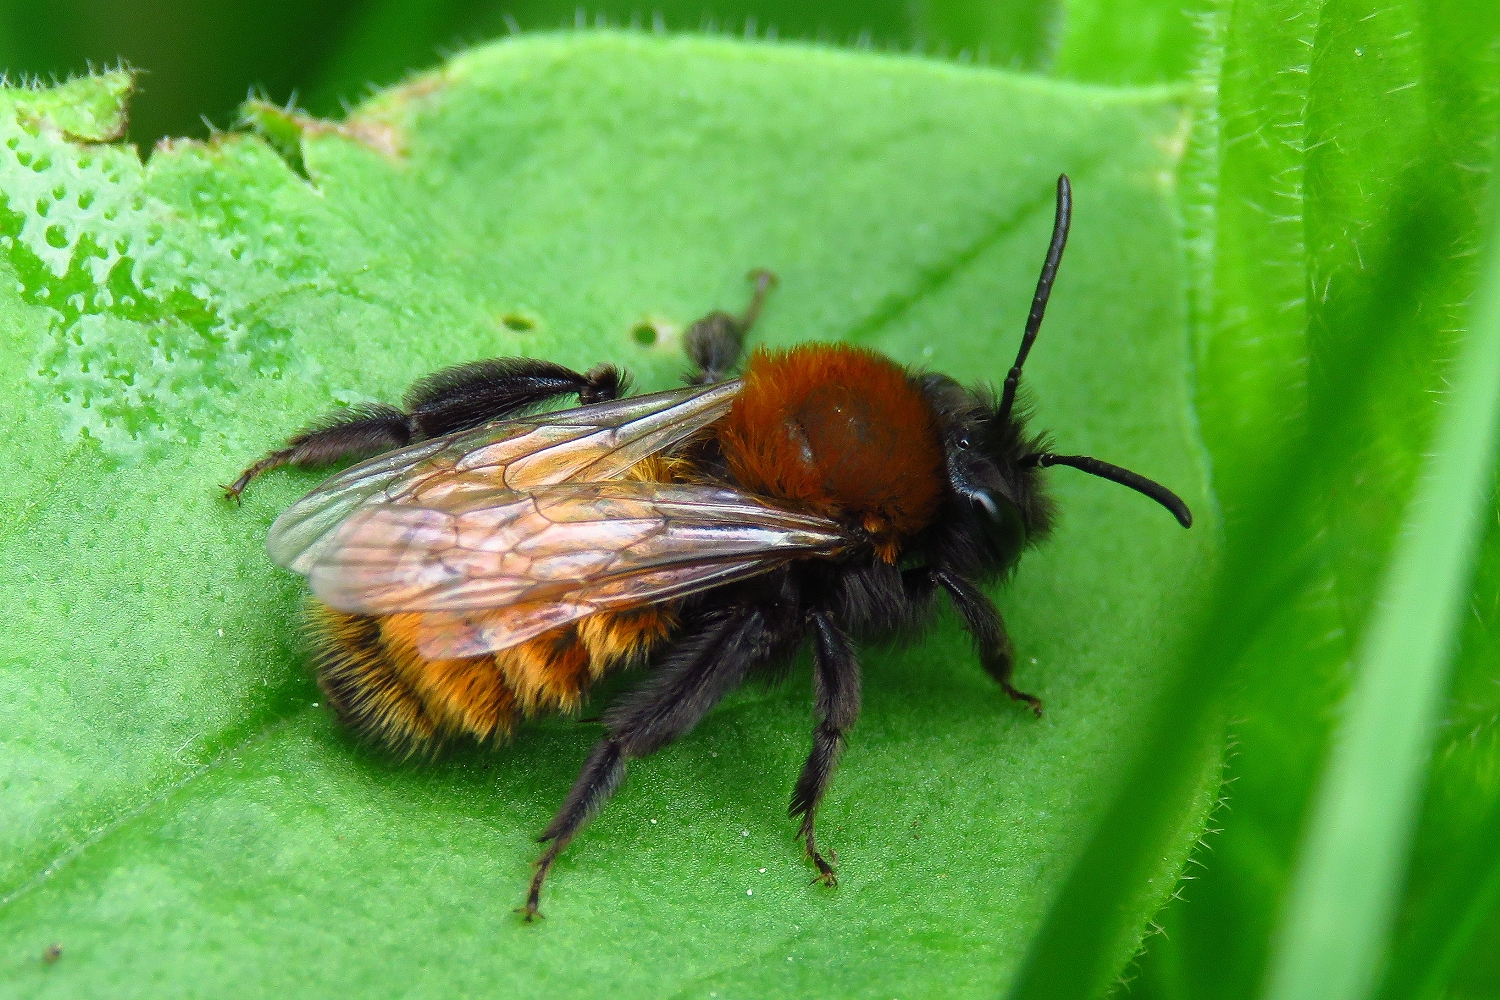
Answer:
0, 0, 1220, 146
1120, 3, 1500, 1000
0, 0, 365, 147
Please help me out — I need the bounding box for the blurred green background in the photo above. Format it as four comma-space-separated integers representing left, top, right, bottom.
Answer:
0, 0, 1210, 147
0, 1, 1016, 144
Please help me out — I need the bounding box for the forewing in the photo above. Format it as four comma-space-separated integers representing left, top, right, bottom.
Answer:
296, 481, 847, 659
301, 479, 846, 620
407, 557, 778, 659
266, 379, 742, 574
303, 480, 844, 613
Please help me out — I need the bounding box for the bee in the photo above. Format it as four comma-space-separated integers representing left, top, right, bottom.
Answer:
227, 175, 1191, 920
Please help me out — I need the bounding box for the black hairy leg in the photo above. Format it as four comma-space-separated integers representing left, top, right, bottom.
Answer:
222, 403, 411, 503
404, 358, 627, 438
789, 609, 861, 886
932, 568, 1043, 716
684, 268, 778, 385
522, 602, 801, 921
224, 358, 626, 502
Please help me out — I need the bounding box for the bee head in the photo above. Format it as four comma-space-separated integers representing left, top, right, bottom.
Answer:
916, 375, 1053, 575
915, 174, 1190, 579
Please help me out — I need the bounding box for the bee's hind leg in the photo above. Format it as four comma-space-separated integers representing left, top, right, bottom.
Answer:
684, 268, 777, 385
521, 603, 794, 921
790, 610, 860, 887
402, 358, 628, 439
224, 358, 628, 502
222, 404, 412, 503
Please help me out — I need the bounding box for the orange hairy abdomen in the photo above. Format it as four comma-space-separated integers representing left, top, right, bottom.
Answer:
308, 456, 686, 755
717, 344, 944, 553
312, 604, 677, 755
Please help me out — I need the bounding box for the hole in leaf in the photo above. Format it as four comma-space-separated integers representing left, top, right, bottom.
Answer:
629, 316, 679, 349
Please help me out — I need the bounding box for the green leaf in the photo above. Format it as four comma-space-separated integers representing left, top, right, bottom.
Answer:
0, 37, 1216, 995
1262, 109, 1500, 1000
1121, 2, 1500, 999
306, 1, 1069, 121
1053, 0, 1220, 85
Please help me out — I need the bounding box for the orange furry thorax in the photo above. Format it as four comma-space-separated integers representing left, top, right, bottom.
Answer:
716, 344, 945, 556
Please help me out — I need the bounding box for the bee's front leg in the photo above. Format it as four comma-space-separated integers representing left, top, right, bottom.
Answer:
933, 568, 1043, 717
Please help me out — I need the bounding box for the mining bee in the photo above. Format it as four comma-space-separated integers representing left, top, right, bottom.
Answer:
228, 175, 1191, 919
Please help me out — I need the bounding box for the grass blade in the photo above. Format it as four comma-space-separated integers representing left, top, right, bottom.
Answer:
1261, 142, 1500, 1000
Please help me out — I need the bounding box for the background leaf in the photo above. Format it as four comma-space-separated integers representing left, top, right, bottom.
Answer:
1262, 97, 1500, 1000
1052, 0, 1219, 85
1128, 1, 1500, 998
0, 35, 1216, 995
0, 0, 1076, 146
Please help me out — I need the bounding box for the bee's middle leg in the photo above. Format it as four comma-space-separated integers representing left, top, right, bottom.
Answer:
933, 568, 1043, 717
789, 609, 861, 886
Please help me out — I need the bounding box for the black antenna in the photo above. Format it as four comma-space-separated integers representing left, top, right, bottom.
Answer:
1024, 453, 1193, 528
998, 174, 1072, 424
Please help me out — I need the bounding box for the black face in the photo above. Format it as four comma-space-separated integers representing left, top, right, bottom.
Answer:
916, 373, 1055, 581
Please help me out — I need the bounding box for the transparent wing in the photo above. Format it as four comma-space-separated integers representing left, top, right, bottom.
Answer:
408, 558, 775, 659
295, 480, 848, 658
267, 379, 742, 575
